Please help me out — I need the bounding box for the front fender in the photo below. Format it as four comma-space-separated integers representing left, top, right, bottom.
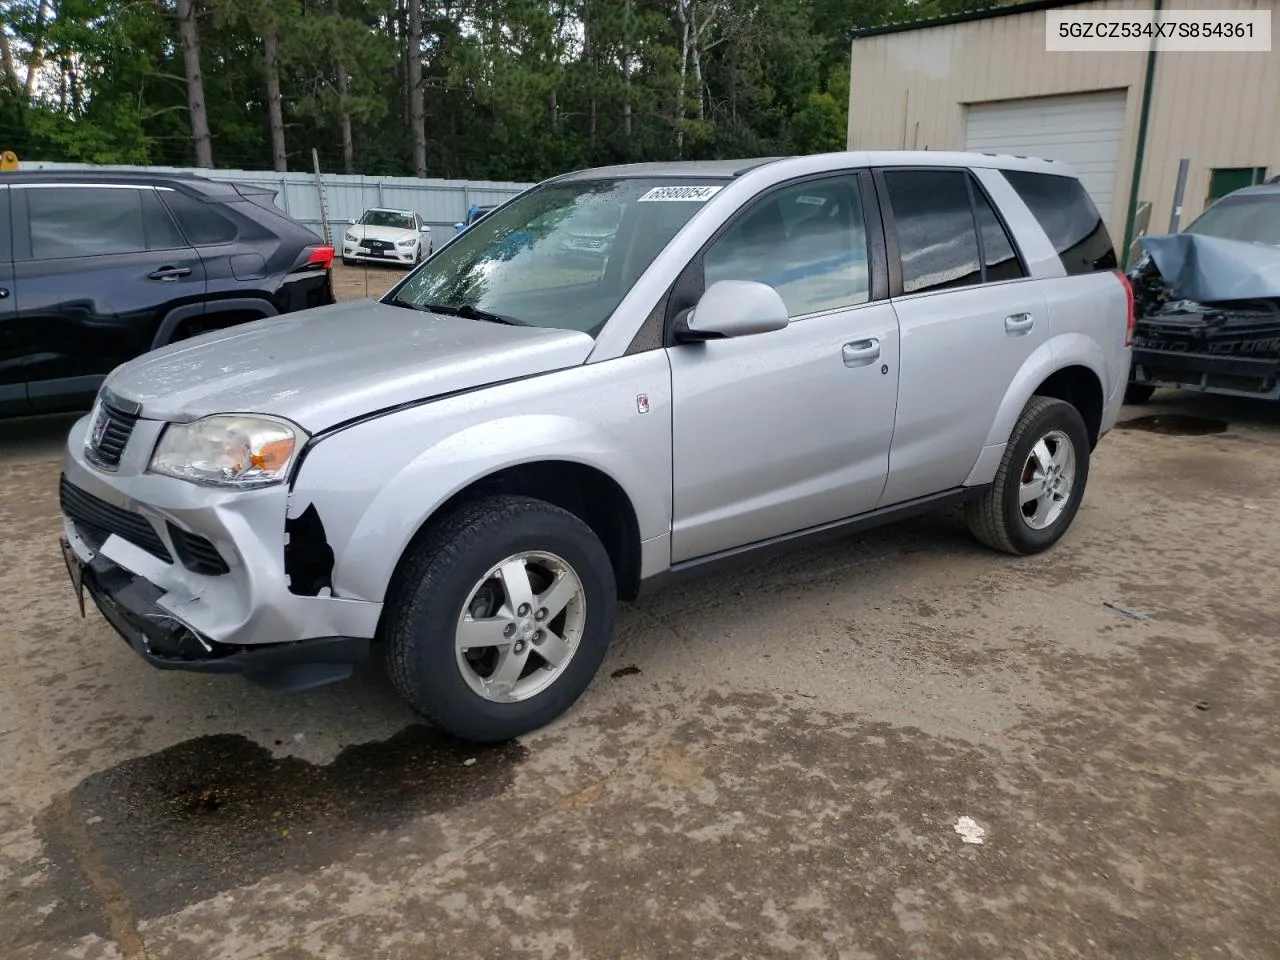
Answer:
289, 355, 674, 603
966, 334, 1110, 486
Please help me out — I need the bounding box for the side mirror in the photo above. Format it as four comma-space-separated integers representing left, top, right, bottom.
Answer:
674, 280, 789, 342
348, 217, 356, 225
421, 225, 431, 233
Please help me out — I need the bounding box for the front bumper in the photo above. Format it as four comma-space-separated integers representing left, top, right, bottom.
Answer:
1130, 347, 1280, 400
59, 414, 381, 686
62, 537, 368, 690
342, 240, 418, 265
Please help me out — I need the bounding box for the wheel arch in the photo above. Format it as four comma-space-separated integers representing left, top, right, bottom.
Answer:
985, 338, 1108, 448
386, 459, 645, 605
151, 297, 279, 348
966, 338, 1109, 487
1033, 364, 1105, 449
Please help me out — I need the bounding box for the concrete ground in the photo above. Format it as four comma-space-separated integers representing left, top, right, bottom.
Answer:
2, 267, 1278, 958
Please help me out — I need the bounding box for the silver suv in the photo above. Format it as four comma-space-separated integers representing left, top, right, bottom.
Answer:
58, 152, 1133, 742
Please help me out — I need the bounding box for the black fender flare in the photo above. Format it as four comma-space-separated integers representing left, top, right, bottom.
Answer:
152, 297, 280, 349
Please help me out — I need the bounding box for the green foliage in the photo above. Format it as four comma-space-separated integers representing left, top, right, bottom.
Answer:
0, 0, 993, 178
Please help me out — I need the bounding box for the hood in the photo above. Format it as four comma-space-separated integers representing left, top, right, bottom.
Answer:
345, 223, 424, 242
105, 300, 596, 431
1139, 233, 1280, 303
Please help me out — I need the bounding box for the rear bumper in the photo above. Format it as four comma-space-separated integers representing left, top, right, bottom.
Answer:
63, 538, 368, 690
1130, 346, 1280, 400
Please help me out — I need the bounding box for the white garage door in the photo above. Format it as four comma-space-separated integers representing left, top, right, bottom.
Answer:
964, 90, 1128, 220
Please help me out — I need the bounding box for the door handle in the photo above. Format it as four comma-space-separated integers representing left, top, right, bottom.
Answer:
148, 266, 191, 281
1005, 312, 1034, 334
842, 338, 881, 367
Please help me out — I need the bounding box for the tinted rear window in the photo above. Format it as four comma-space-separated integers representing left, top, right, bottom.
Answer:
1002, 170, 1117, 275
883, 169, 982, 294
160, 190, 239, 245
26, 186, 181, 259
972, 183, 1026, 282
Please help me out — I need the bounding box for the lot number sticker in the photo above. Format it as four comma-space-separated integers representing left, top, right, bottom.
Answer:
638, 185, 724, 202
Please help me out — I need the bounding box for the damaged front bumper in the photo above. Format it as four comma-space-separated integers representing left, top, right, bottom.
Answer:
1131, 301, 1280, 399
59, 414, 381, 690
1128, 233, 1280, 400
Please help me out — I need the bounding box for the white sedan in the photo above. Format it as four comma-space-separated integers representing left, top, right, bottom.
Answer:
342, 208, 433, 267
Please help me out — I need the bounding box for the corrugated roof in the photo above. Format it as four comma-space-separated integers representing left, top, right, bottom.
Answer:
852, 0, 1094, 39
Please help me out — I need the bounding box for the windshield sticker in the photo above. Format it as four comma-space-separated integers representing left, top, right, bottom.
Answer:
638, 185, 724, 202
795, 195, 828, 206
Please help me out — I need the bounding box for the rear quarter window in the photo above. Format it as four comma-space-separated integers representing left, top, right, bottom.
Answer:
1001, 170, 1117, 275
160, 190, 239, 245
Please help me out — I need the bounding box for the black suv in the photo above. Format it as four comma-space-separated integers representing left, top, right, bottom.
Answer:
0, 170, 335, 417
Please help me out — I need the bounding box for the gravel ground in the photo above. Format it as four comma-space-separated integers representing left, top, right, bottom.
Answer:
1, 271, 1277, 959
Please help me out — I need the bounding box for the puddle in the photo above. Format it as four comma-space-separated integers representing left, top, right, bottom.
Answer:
24, 726, 526, 942
1117, 414, 1228, 436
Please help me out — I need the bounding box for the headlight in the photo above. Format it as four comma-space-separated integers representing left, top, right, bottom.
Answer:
149, 415, 306, 487
396, 237, 418, 247
344, 231, 357, 243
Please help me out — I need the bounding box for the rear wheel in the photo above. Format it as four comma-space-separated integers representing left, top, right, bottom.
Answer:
966, 396, 1090, 556
382, 495, 617, 743
1124, 382, 1156, 405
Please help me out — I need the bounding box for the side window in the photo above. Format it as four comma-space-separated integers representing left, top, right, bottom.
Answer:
141, 189, 187, 251
1001, 170, 1118, 275
703, 175, 870, 317
27, 187, 149, 259
160, 190, 239, 245
882, 169, 981, 295
971, 183, 1026, 282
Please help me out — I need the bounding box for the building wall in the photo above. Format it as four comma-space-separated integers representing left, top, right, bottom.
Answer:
848, 0, 1279, 244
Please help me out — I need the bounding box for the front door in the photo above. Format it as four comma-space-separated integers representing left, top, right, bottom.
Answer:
11, 183, 207, 413
668, 173, 901, 563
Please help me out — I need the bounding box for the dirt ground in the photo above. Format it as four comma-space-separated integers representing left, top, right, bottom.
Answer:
329, 260, 408, 303
2, 275, 1278, 958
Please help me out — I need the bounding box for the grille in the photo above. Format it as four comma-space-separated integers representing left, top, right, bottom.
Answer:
59, 475, 172, 563
169, 524, 230, 575
86, 402, 140, 469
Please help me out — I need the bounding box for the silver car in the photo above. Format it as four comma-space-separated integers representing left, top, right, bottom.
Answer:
58, 152, 1133, 742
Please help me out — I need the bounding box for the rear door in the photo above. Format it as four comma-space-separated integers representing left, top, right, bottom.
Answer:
875, 166, 1046, 506
12, 183, 206, 412
0, 186, 21, 416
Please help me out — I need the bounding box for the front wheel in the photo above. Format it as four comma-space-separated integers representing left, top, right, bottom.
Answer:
381, 495, 617, 743
966, 396, 1091, 556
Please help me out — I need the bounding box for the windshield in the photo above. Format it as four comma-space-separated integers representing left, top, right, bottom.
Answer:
1184, 195, 1280, 245
360, 210, 415, 230
387, 178, 726, 337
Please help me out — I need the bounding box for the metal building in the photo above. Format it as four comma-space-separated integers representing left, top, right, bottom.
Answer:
847, 0, 1279, 258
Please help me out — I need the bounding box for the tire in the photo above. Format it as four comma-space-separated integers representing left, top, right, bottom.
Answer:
1124, 382, 1156, 405
966, 396, 1091, 556
381, 495, 617, 743
341, 256, 356, 266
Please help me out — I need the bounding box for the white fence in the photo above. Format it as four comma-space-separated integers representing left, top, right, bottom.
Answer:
19, 161, 535, 238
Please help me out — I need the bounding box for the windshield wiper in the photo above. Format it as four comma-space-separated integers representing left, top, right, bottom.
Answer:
424, 301, 526, 326
387, 297, 527, 326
